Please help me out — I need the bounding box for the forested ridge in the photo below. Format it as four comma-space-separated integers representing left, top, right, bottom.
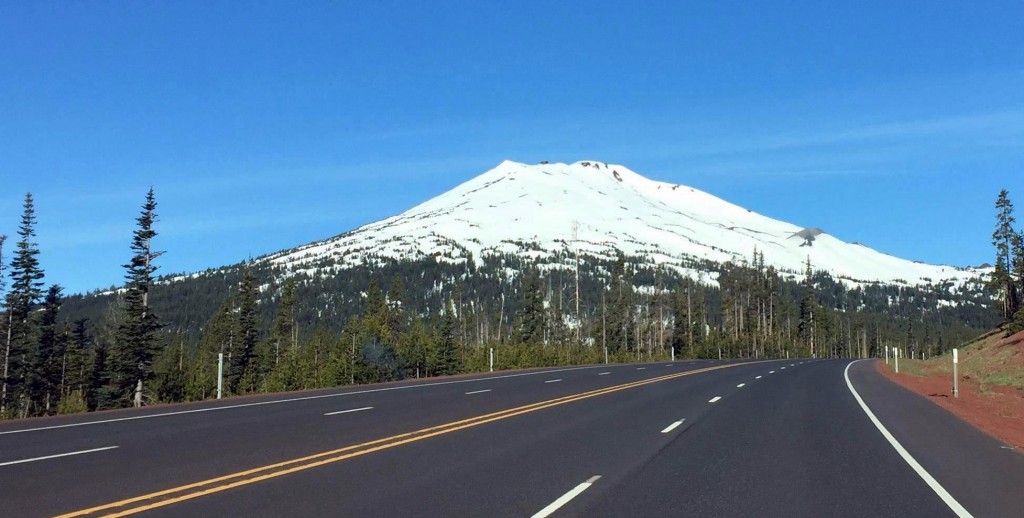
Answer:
0, 189, 1008, 419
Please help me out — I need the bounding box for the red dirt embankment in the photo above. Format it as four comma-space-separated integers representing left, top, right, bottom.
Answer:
877, 330, 1024, 451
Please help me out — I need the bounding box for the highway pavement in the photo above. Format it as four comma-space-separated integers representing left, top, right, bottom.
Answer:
1, 358, 1022, 517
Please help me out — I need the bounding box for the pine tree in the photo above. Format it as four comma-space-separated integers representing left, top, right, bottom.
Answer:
992, 190, 1018, 320
516, 268, 546, 345
232, 269, 259, 393
0, 234, 6, 415
386, 275, 407, 340
1012, 230, 1024, 316
361, 279, 389, 345
31, 285, 64, 415
271, 277, 298, 365
433, 299, 462, 376
88, 339, 108, 411
607, 254, 634, 354
3, 194, 45, 418
1010, 230, 1024, 335
107, 188, 163, 408
670, 279, 692, 356
153, 333, 186, 403
197, 298, 236, 398
798, 257, 818, 358
64, 319, 94, 406
55, 324, 88, 414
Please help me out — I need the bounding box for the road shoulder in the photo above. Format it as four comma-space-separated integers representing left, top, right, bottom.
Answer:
850, 359, 1024, 518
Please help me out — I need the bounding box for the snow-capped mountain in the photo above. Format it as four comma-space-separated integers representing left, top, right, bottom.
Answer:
263, 160, 985, 287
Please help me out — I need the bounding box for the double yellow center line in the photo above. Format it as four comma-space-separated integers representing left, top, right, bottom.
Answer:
59, 361, 756, 517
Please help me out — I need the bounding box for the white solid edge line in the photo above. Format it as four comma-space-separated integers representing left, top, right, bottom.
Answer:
464, 389, 492, 395
323, 406, 374, 416
661, 419, 686, 434
531, 475, 601, 518
737, 383, 745, 388
708, 396, 722, 403
545, 379, 563, 383
598, 372, 611, 376
844, 360, 972, 518
0, 446, 119, 467
0, 364, 615, 436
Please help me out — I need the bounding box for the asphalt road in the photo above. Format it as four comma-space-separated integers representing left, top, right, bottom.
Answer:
0, 358, 1021, 517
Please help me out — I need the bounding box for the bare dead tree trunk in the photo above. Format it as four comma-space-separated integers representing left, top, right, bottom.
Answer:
2, 311, 13, 418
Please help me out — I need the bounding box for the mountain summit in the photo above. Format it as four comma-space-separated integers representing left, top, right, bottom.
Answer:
264, 160, 981, 286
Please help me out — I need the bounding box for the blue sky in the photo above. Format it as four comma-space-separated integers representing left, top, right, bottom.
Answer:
1, 1, 1022, 294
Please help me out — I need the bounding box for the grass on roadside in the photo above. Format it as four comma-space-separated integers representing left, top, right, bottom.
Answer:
881, 328, 1024, 393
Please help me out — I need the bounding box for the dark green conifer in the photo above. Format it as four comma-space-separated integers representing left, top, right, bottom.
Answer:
798, 257, 818, 357
433, 299, 461, 375
516, 268, 546, 345
3, 193, 45, 418
231, 269, 259, 393
107, 188, 163, 408
992, 190, 1018, 320
271, 277, 298, 365
31, 285, 64, 415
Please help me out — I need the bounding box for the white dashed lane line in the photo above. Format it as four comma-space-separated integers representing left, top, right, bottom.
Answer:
709, 396, 722, 403
532, 476, 602, 518
736, 383, 745, 388
545, 379, 563, 384
661, 419, 686, 434
323, 406, 374, 416
0, 446, 119, 467
465, 389, 491, 395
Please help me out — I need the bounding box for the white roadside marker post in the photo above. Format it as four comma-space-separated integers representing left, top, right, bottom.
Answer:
952, 348, 959, 398
671, 347, 675, 362
216, 352, 224, 400
895, 347, 900, 374
885, 345, 889, 365
604, 346, 608, 365
489, 347, 494, 372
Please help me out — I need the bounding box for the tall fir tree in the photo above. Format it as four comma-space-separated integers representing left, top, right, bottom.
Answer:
56, 321, 90, 414
515, 268, 546, 345
1009, 231, 1024, 334
64, 319, 94, 407
432, 299, 461, 376
0, 233, 6, 416
31, 285, 64, 415
386, 275, 407, 340
3, 194, 45, 418
992, 189, 1018, 320
232, 269, 259, 393
608, 254, 634, 354
271, 277, 298, 365
798, 257, 818, 358
107, 188, 163, 408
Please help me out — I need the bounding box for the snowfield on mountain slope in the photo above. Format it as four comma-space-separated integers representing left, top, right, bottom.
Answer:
265, 160, 986, 286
